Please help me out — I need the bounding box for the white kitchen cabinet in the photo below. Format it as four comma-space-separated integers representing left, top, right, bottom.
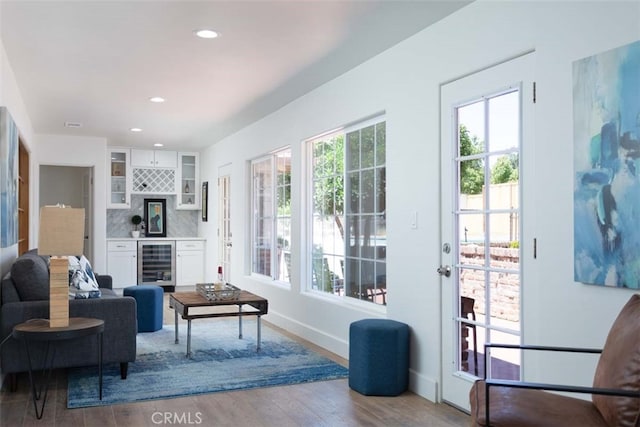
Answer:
176, 240, 205, 287
107, 240, 137, 288
131, 149, 177, 168
177, 152, 199, 210
107, 148, 131, 209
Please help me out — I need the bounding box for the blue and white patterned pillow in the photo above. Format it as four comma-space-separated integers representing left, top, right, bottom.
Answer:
68, 255, 101, 298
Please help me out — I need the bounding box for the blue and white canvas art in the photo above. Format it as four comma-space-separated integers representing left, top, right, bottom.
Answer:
574, 40, 640, 287
0, 107, 18, 248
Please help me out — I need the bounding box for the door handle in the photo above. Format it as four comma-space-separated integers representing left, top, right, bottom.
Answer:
437, 265, 451, 277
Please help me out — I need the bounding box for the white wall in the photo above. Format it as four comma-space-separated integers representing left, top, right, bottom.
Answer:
0, 36, 34, 276
199, 0, 640, 402
32, 134, 108, 273
39, 165, 85, 208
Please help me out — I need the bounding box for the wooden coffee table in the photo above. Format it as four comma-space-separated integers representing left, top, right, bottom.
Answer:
169, 290, 268, 358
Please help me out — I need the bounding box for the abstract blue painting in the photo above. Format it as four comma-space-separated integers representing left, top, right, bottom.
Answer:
574, 40, 640, 287
0, 107, 18, 248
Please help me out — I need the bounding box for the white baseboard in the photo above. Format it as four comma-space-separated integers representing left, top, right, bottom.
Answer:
409, 369, 439, 402
265, 311, 349, 359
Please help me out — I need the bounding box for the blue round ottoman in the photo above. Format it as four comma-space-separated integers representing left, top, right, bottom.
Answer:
123, 285, 163, 332
349, 318, 409, 396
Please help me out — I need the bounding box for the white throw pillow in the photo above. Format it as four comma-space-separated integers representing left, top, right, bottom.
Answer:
68, 255, 101, 298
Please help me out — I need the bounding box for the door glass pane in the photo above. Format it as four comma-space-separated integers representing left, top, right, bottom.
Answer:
459, 213, 485, 248
459, 267, 484, 303
454, 89, 521, 381
488, 91, 519, 153
459, 158, 485, 198
487, 329, 521, 381
459, 320, 483, 378
488, 212, 517, 247
458, 101, 485, 142
489, 153, 519, 185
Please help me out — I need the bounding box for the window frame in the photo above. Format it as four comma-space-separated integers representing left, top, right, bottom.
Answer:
306, 115, 386, 305
250, 147, 292, 284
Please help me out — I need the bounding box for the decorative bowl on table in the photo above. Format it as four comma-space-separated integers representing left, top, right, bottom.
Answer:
196, 282, 241, 301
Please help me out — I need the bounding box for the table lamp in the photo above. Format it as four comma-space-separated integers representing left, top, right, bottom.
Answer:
37, 205, 85, 327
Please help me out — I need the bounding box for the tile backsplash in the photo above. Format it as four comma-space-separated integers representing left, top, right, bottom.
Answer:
107, 194, 198, 238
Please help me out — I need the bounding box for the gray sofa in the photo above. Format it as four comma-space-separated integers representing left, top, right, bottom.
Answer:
1, 250, 137, 391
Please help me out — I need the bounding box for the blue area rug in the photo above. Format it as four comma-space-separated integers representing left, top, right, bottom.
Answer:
67, 319, 348, 408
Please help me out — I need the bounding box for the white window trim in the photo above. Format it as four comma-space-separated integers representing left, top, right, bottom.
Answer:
304, 114, 387, 305
249, 148, 292, 285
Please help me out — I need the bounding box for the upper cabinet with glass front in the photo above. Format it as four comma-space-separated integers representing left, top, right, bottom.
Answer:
108, 148, 131, 208
177, 152, 200, 210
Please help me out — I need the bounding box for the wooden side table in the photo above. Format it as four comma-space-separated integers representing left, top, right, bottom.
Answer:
12, 317, 104, 419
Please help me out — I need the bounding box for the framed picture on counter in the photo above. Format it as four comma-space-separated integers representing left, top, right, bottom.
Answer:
145, 198, 167, 237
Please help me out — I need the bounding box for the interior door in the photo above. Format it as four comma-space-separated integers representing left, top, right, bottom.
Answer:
440, 53, 534, 410
218, 167, 231, 282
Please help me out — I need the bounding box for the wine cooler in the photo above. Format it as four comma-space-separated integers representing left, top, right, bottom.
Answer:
137, 241, 176, 289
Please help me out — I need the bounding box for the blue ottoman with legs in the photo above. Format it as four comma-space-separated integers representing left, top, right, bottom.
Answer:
349, 318, 410, 396
123, 285, 163, 332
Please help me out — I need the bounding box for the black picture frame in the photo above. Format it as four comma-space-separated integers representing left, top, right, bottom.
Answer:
201, 182, 208, 222
144, 198, 167, 237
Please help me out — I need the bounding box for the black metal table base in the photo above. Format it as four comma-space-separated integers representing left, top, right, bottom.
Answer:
12, 318, 104, 420
22, 333, 103, 419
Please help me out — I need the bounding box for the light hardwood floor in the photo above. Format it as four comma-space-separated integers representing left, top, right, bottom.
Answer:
0, 293, 470, 426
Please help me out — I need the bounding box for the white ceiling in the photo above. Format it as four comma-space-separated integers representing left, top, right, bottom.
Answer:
1, 1, 470, 151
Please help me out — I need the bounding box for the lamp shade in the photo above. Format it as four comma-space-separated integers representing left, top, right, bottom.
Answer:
38, 205, 85, 328
38, 205, 85, 256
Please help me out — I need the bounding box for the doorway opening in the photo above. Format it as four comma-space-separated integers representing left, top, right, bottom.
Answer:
39, 165, 94, 263
18, 139, 29, 255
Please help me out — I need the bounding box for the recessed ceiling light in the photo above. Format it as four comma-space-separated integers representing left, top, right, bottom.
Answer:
194, 29, 219, 39
149, 97, 165, 103
154, 143, 164, 147
130, 127, 143, 132
64, 121, 82, 128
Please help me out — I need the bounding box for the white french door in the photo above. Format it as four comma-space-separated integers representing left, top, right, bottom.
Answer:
218, 168, 232, 282
440, 53, 535, 410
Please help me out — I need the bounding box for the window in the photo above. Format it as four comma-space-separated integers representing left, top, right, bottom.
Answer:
309, 118, 386, 305
251, 148, 292, 282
